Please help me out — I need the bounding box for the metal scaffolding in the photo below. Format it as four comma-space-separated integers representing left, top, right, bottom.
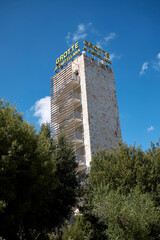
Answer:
50, 61, 86, 171
51, 62, 81, 144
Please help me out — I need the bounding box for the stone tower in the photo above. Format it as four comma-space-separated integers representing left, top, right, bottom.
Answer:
50, 53, 121, 172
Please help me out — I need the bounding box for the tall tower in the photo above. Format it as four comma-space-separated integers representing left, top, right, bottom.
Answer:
50, 53, 121, 171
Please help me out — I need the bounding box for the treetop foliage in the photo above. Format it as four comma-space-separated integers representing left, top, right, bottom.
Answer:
88, 142, 160, 202
80, 142, 160, 239
0, 99, 78, 240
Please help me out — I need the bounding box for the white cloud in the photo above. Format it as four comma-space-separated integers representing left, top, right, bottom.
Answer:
91, 28, 100, 36
147, 126, 154, 132
72, 25, 87, 42
65, 32, 71, 45
96, 33, 117, 50
95, 38, 121, 64
65, 26, 121, 62
140, 53, 160, 75
96, 33, 121, 62
31, 96, 50, 125
119, 113, 129, 119
105, 32, 116, 42
140, 62, 148, 76
109, 53, 122, 61
110, 53, 115, 60
96, 41, 102, 49
153, 52, 160, 71
65, 23, 92, 46
77, 24, 85, 32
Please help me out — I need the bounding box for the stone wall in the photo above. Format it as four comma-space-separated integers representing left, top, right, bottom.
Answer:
72, 54, 121, 167
72, 55, 92, 167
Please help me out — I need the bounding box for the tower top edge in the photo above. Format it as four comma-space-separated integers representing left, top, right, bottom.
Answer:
53, 54, 113, 77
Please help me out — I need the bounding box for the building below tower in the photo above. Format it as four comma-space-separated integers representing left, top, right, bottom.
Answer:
50, 53, 121, 172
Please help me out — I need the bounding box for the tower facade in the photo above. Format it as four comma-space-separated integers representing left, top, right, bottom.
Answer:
50, 53, 121, 171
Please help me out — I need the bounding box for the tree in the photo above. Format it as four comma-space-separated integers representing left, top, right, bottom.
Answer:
81, 142, 160, 240
87, 187, 160, 240
88, 142, 160, 203
0, 99, 78, 239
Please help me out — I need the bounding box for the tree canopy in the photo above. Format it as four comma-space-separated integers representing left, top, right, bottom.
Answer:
0, 99, 78, 240
62, 142, 160, 240
82, 143, 160, 240
2, 99, 160, 240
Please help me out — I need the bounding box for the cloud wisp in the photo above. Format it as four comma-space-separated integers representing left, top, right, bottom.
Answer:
65, 23, 92, 46
31, 96, 51, 125
153, 53, 160, 71
96, 32, 116, 50
140, 62, 148, 76
96, 41, 102, 49
65, 24, 120, 62
105, 32, 116, 42
147, 126, 154, 132
110, 53, 122, 61
96, 32, 120, 61
140, 53, 160, 76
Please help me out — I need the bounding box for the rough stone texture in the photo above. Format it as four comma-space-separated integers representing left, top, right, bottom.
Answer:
72, 54, 121, 166
72, 55, 92, 167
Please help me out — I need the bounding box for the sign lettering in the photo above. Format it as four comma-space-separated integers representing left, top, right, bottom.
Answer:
83, 40, 111, 64
55, 42, 80, 72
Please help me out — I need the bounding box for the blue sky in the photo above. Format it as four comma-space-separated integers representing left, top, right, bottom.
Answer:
1, 0, 160, 150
